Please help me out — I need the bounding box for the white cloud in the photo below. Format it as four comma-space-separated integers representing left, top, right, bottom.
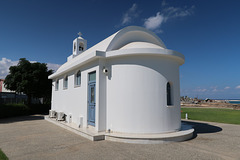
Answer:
236, 85, 240, 89
0, 58, 18, 79
224, 86, 230, 90
121, 3, 139, 25
195, 88, 207, 92
212, 88, 218, 92
144, 12, 164, 30
0, 57, 61, 79
210, 86, 218, 92
144, 5, 194, 31
47, 63, 61, 72
163, 6, 194, 20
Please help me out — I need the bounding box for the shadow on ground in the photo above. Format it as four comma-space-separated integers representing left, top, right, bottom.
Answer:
0, 115, 45, 124
182, 120, 222, 140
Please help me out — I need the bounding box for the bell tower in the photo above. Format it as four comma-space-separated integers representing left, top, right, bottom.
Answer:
72, 32, 87, 56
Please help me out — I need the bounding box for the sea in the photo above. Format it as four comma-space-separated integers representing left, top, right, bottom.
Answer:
228, 100, 240, 104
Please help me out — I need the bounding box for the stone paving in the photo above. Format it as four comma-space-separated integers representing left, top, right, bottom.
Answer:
0, 115, 240, 160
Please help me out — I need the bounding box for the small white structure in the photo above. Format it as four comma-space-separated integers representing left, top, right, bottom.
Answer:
49, 26, 185, 135
0, 79, 12, 92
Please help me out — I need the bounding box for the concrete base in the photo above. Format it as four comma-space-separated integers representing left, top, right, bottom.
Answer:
45, 116, 105, 141
45, 116, 194, 144
105, 123, 194, 144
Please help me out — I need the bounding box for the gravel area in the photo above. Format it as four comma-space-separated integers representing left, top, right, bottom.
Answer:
0, 115, 240, 160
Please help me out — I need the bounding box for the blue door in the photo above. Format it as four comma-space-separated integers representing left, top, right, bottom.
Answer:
88, 72, 96, 126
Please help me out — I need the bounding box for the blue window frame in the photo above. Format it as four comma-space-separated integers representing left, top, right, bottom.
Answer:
88, 71, 96, 82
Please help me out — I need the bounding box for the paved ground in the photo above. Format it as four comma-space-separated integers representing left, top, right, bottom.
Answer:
0, 115, 240, 160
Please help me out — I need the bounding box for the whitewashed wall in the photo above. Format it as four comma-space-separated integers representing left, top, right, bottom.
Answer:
51, 54, 181, 134
50, 26, 184, 134
106, 55, 181, 134
51, 60, 102, 130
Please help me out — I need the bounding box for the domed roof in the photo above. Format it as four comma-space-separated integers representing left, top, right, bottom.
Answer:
120, 41, 164, 50
49, 26, 184, 79
106, 26, 166, 51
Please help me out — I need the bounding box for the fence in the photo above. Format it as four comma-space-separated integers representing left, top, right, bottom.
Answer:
0, 92, 28, 104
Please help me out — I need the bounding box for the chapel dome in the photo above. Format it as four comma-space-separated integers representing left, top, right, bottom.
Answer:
119, 41, 164, 50
106, 26, 166, 51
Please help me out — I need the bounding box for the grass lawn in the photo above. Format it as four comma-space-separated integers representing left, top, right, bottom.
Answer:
0, 149, 8, 160
181, 108, 240, 125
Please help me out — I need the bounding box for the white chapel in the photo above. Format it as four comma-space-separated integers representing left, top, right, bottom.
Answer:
48, 26, 192, 142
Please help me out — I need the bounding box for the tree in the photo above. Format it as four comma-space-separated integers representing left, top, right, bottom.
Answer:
4, 58, 53, 104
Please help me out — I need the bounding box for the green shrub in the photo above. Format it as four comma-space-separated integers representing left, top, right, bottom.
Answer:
0, 104, 29, 118
0, 149, 8, 160
0, 104, 50, 118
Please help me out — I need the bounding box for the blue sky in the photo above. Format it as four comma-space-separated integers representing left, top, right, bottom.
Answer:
0, 0, 240, 99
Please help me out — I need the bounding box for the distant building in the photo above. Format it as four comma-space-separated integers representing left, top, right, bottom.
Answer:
49, 26, 185, 135
0, 79, 27, 104
0, 79, 12, 93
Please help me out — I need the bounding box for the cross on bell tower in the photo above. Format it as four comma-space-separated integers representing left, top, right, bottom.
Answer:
78, 32, 82, 37
72, 32, 87, 56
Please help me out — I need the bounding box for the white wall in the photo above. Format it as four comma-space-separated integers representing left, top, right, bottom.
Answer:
51, 54, 182, 134
106, 55, 181, 134
51, 60, 101, 130
49, 26, 184, 134
98, 59, 107, 131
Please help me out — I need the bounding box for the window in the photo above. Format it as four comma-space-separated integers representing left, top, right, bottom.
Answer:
63, 76, 68, 89
89, 71, 96, 82
79, 43, 84, 51
167, 82, 173, 105
75, 71, 81, 86
55, 79, 59, 91
73, 43, 76, 52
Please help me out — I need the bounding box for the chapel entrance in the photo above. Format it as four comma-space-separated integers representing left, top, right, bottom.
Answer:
88, 71, 96, 126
